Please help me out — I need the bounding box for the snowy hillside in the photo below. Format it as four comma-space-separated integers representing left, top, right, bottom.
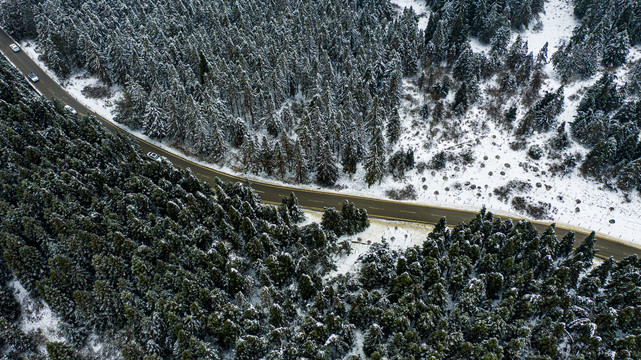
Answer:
381, 0, 641, 245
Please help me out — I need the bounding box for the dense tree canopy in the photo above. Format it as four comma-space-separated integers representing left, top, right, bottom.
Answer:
1, 57, 641, 359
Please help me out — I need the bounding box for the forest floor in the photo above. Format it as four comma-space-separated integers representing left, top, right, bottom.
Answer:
17, 0, 641, 248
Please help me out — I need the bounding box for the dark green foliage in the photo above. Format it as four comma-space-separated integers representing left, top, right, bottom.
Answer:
0, 318, 41, 359
46, 342, 81, 360
316, 142, 338, 187
515, 87, 564, 135
1, 0, 412, 186
335, 209, 641, 358
617, 159, 641, 192
321, 201, 369, 237
551, 122, 570, 150
388, 148, 415, 180
527, 145, 543, 160
603, 31, 630, 67
554, 0, 641, 79
1, 48, 641, 358
0, 59, 346, 358
504, 106, 517, 125
430, 151, 448, 170
452, 82, 469, 114
425, 0, 544, 45
568, 73, 641, 189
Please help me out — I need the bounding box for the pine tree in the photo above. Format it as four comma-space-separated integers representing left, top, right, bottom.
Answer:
364, 126, 385, 187
259, 136, 274, 176
241, 136, 257, 174
341, 135, 360, 176
453, 82, 469, 114
273, 142, 287, 180
316, 141, 338, 187
386, 108, 401, 146
198, 51, 210, 83
293, 139, 309, 184
603, 30, 630, 68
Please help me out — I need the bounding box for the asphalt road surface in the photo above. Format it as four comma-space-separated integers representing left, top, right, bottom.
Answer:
2, 27, 639, 261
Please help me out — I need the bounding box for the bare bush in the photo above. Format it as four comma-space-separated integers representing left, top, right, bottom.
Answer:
493, 180, 532, 202
386, 185, 418, 200
81, 84, 112, 99
511, 196, 551, 219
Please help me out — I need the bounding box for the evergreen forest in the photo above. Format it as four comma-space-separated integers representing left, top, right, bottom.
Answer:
2, 0, 641, 193
1, 53, 641, 359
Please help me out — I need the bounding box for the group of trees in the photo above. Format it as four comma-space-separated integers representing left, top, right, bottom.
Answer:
2, 57, 641, 358
571, 70, 641, 192
553, 0, 641, 80
342, 212, 641, 359
1, 0, 419, 188
3, 0, 641, 200
0, 58, 345, 359
0, 0, 551, 189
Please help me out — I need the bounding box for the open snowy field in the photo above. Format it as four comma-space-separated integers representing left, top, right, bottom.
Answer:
16, 0, 641, 249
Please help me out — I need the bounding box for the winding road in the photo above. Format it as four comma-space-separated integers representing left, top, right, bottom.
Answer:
1, 27, 639, 261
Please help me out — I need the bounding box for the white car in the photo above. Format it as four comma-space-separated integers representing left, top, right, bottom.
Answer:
27, 72, 39, 82
64, 105, 77, 115
9, 43, 20, 52
147, 152, 161, 161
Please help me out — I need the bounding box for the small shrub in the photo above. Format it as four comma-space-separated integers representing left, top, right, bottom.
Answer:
386, 185, 418, 200
511, 196, 551, 219
493, 180, 532, 202
430, 151, 447, 170
81, 84, 111, 99
510, 139, 527, 151
528, 145, 543, 160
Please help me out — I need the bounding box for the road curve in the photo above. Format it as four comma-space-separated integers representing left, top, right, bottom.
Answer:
1, 27, 639, 261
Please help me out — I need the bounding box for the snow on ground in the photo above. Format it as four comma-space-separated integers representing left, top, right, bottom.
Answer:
301, 210, 433, 277
371, 0, 641, 248
389, 0, 430, 30
18, 41, 122, 120
516, 0, 577, 58
14, 0, 641, 250
10, 279, 65, 351
345, 330, 366, 359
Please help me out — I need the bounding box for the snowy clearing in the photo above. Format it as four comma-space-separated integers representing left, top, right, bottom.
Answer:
389, 0, 430, 30
10, 279, 65, 352
302, 210, 433, 278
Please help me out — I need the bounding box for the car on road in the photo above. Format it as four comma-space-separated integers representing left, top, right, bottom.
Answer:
27, 72, 39, 82
64, 105, 77, 115
9, 43, 20, 52
147, 152, 160, 161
